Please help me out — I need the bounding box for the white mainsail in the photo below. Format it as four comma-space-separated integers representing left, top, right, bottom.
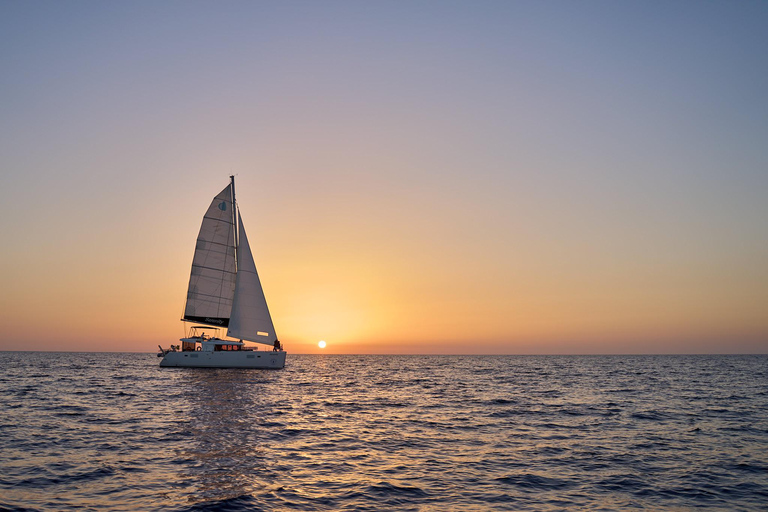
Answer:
227, 212, 277, 345
182, 184, 236, 327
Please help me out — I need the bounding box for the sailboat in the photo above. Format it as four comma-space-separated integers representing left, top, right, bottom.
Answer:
159, 176, 286, 368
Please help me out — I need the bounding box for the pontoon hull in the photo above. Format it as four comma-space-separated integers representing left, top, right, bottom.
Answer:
159, 350, 286, 369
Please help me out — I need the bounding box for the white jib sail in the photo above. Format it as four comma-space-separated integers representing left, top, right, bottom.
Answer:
227, 212, 277, 345
182, 184, 236, 326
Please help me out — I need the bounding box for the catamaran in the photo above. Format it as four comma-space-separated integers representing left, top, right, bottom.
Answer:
159, 176, 286, 368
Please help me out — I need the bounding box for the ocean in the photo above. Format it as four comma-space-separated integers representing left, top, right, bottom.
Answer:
1, 353, 767, 511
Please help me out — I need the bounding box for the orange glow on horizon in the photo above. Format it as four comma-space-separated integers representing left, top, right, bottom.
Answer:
2, 216, 767, 355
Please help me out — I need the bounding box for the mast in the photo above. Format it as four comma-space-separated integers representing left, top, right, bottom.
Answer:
230, 175, 240, 341
230, 175, 238, 267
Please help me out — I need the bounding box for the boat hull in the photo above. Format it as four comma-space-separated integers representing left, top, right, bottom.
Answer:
159, 350, 286, 369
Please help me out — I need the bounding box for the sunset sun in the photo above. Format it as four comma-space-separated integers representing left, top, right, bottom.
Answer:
318, 340, 326, 349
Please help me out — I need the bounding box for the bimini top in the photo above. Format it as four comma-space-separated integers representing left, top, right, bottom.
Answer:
190, 326, 220, 330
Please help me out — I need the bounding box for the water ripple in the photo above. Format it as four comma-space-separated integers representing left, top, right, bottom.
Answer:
1, 353, 767, 511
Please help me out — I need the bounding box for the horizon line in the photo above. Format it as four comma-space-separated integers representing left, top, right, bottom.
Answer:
2, 350, 767, 356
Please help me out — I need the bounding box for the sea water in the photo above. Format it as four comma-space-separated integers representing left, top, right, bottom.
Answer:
1, 353, 767, 511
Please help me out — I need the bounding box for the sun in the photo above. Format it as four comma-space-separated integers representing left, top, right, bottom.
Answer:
318, 340, 327, 349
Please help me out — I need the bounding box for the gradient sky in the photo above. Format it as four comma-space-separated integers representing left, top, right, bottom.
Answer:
1, 1, 766, 354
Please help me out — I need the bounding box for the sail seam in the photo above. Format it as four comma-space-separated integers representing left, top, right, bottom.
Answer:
190, 264, 236, 274
194, 240, 233, 249
201, 215, 233, 224
187, 291, 234, 300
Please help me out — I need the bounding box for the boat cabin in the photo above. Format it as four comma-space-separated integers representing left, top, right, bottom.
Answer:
205, 340, 245, 351
179, 325, 255, 352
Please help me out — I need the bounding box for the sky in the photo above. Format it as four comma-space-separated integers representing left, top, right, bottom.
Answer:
1, 1, 766, 354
